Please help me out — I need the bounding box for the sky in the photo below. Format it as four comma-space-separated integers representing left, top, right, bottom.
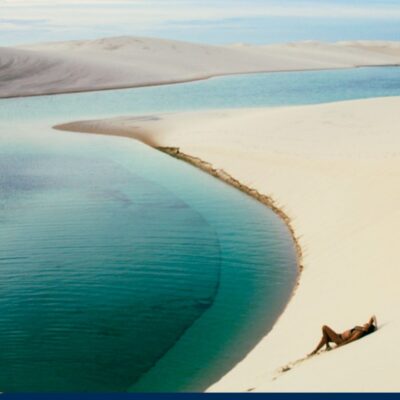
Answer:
0, 0, 400, 46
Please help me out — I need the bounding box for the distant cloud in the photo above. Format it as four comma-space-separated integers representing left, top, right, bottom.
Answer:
2, 0, 400, 20
0, 18, 47, 25
0, 0, 399, 45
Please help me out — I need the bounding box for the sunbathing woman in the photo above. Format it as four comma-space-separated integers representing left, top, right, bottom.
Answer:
310, 316, 377, 356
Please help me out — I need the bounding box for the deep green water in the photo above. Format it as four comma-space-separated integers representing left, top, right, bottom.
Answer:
0, 67, 399, 392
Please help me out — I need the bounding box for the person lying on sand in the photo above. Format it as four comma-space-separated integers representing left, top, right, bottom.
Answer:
309, 316, 377, 356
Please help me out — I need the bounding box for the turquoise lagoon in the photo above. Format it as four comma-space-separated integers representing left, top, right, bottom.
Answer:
0, 67, 399, 392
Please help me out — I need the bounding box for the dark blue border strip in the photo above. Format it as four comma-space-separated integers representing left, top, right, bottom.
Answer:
1, 394, 400, 400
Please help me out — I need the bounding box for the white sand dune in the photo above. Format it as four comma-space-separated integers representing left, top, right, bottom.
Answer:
1, 37, 400, 98
55, 96, 400, 391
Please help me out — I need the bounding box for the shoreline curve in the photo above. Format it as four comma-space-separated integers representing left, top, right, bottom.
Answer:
53, 96, 400, 391
53, 121, 304, 390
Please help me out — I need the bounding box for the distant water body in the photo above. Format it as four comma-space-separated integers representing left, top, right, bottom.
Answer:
0, 67, 399, 392
2, 67, 400, 123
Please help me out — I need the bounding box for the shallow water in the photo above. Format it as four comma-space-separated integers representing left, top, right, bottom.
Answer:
1, 67, 400, 123
0, 67, 399, 392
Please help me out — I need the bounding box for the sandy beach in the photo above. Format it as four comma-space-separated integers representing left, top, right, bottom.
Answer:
2, 34, 400, 391
2, 0, 400, 390
56, 96, 400, 391
1, 37, 400, 98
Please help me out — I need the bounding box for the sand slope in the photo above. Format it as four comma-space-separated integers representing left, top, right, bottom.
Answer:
56, 96, 400, 391
1, 37, 400, 98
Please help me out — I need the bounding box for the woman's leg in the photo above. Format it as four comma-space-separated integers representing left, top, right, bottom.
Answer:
322, 325, 344, 346
310, 325, 343, 355
310, 336, 326, 355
